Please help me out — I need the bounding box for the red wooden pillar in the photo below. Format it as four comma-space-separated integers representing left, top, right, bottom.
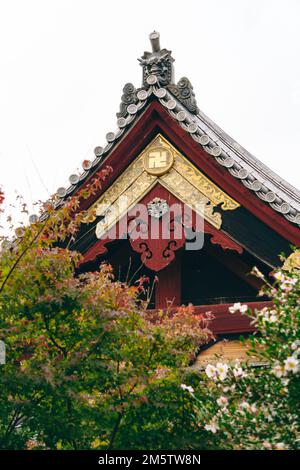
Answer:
155, 251, 182, 309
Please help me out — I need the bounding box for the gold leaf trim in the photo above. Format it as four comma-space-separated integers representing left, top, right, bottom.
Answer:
81, 134, 239, 235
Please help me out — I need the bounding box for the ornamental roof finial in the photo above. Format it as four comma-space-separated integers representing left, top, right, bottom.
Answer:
149, 31, 161, 53
138, 31, 175, 87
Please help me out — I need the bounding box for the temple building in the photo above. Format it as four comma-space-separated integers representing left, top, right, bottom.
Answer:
55, 32, 300, 362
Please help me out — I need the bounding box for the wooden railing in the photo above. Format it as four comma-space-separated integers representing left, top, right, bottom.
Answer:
148, 301, 273, 335
192, 301, 272, 334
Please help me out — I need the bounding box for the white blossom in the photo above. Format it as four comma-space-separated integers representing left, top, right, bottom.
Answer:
291, 340, 300, 351
239, 401, 256, 413
274, 442, 287, 450
239, 401, 250, 410
250, 403, 257, 413
259, 308, 277, 323
205, 364, 217, 379
216, 362, 229, 381
262, 441, 272, 450
228, 302, 248, 314
284, 356, 299, 374
180, 384, 194, 394
272, 364, 284, 378
204, 423, 218, 434
267, 310, 277, 323
217, 396, 228, 407
273, 271, 286, 282
233, 366, 245, 378
281, 278, 296, 292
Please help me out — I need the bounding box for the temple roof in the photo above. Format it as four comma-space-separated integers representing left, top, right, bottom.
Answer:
54, 32, 300, 228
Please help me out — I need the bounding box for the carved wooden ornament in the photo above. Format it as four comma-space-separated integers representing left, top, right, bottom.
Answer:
82, 185, 242, 271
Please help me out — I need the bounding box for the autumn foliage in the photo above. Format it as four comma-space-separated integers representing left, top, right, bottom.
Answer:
0, 171, 211, 450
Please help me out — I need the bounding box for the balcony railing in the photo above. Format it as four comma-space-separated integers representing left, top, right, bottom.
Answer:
148, 300, 273, 335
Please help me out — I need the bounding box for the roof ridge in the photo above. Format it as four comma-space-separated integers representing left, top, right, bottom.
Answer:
49, 79, 300, 228
195, 108, 300, 204
42, 31, 300, 228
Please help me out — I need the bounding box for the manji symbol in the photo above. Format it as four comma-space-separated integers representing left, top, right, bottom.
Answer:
148, 150, 168, 168
144, 147, 174, 176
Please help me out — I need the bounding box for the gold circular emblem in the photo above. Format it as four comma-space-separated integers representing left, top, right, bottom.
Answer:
143, 147, 174, 176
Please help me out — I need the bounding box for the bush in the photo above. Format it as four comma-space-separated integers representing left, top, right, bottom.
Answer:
0, 178, 211, 450
182, 260, 300, 450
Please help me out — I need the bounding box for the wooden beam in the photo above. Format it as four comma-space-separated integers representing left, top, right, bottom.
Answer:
193, 301, 272, 334
148, 301, 273, 334
205, 243, 264, 290
155, 250, 182, 308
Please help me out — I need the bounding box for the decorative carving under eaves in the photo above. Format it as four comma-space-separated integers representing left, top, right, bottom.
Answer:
81, 193, 243, 271
147, 198, 169, 219
167, 77, 199, 114
117, 83, 138, 118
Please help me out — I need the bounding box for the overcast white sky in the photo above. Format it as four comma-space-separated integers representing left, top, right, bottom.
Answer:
1, 0, 300, 220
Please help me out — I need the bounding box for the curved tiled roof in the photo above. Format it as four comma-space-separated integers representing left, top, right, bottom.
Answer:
53, 34, 300, 228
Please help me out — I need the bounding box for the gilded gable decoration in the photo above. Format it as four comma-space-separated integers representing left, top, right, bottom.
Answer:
82, 134, 239, 238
